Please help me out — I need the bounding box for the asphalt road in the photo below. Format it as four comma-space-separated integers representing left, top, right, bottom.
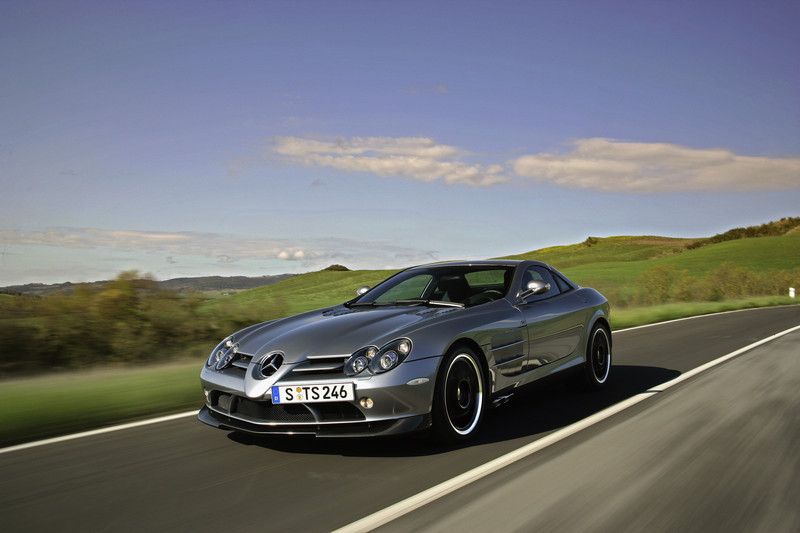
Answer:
382, 328, 800, 533
1, 306, 799, 532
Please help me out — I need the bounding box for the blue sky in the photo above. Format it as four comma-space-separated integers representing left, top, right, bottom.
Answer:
1, 0, 799, 284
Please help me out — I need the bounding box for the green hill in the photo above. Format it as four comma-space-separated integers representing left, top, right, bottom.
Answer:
562, 235, 800, 288
206, 269, 394, 316
500, 235, 694, 268
207, 232, 800, 316
686, 216, 800, 249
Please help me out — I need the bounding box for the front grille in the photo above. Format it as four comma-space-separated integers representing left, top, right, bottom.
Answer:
231, 352, 253, 370
235, 398, 315, 422
217, 352, 253, 377
310, 402, 366, 422
210, 392, 315, 423
289, 354, 349, 378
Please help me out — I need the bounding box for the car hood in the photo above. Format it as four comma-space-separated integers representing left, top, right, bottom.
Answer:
233, 305, 460, 362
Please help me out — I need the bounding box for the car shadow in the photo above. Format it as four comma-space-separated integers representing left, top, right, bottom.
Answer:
227, 364, 681, 457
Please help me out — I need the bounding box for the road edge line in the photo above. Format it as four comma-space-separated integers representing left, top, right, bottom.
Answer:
0, 410, 199, 455
333, 323, 800, 533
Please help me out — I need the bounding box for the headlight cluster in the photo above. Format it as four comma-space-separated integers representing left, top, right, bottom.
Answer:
345, 338, 412, 376
206, 337, 238, 370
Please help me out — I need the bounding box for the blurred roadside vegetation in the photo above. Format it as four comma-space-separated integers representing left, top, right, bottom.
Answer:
0, 271, 287, 376
1, 223, 798, 378
606, 262, 800, 308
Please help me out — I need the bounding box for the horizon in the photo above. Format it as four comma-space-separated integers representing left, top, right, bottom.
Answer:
2, 1, 799, 284
3, 219, 797, 287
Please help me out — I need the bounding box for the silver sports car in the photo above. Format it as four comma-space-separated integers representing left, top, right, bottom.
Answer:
198, 260, 611, 441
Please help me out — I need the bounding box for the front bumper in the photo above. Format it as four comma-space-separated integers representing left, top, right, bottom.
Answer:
198, 406, 430, 437
198, 356, 441, 437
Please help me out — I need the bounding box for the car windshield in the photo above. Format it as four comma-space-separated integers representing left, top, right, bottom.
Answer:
352, 265, 515, 308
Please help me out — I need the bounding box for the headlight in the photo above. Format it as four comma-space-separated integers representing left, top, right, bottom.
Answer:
378, 350, 399, 370
345, 338, 412, 376
351, 356, 369, 374
206, 337, 235, 368
345, 346, 378, 376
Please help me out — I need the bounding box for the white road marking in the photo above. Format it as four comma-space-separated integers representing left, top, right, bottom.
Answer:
334, 323, 800, 533
0, 305, 796, 456
0, 410, 199, 455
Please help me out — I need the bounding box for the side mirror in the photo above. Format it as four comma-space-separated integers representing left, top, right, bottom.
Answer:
518, 280, 550, 301
355, 286, 370, 296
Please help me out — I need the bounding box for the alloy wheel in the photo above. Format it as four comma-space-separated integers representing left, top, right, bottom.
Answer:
444, 353, 484, 435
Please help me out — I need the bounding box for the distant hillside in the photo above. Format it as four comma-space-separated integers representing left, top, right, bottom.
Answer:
0, 274, 295, 296
206, 219, 800, 315
155, 274, 295, 292
3, 217, 798, 303
206, 268, 392, 316
499, 236, 696, 268
687, 216, 800, 249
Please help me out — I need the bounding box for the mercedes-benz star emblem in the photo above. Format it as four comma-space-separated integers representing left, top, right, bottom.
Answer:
260, 353, 284, 377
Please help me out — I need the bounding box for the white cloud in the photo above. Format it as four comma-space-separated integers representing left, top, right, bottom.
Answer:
513, 138, 800, 193
271, 135, 800, 193
274, 136, 509, 186
0, 227, 438, 277
0, 228, 320, 263
275, 249, 304, 261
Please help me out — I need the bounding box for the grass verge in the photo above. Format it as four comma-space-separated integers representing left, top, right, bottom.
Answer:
610, 296, 797, 329
1, 298, 797, 447
0, 361, 202, 447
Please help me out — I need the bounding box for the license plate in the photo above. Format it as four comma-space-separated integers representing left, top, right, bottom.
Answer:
271, 383, 355, 404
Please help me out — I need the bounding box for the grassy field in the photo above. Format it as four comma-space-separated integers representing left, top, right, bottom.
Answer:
563, 235, 800, 289
204, 268, 394, 316
1, 295, 796, 446
0, 361, 203, 446
610, 296, 796, 329
202, 234, 800, 317
502, 235, 696, 267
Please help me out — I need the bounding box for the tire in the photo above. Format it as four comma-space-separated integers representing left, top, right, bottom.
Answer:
431, 347, 487, 443
583, 323, 612, 388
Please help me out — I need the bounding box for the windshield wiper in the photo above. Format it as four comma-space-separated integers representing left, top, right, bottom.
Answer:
394, 299, 465, 308
347, 301, 380, 307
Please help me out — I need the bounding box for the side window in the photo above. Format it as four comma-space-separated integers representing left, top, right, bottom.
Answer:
553, 272, 572, 293
521, 266, 560, 302
464, 269, 506, 288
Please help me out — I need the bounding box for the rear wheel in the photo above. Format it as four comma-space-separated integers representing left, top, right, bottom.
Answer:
583, 324, 612, 388
431, 347, 486, 443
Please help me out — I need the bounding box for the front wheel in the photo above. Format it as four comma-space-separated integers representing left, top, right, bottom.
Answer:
431, 347, 487, 443
583, 324, 612, 388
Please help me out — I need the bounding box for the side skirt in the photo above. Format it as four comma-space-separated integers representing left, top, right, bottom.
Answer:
492, 351, 585, 395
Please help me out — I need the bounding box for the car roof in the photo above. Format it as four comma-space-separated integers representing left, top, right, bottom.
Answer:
407, 259, 549, 269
